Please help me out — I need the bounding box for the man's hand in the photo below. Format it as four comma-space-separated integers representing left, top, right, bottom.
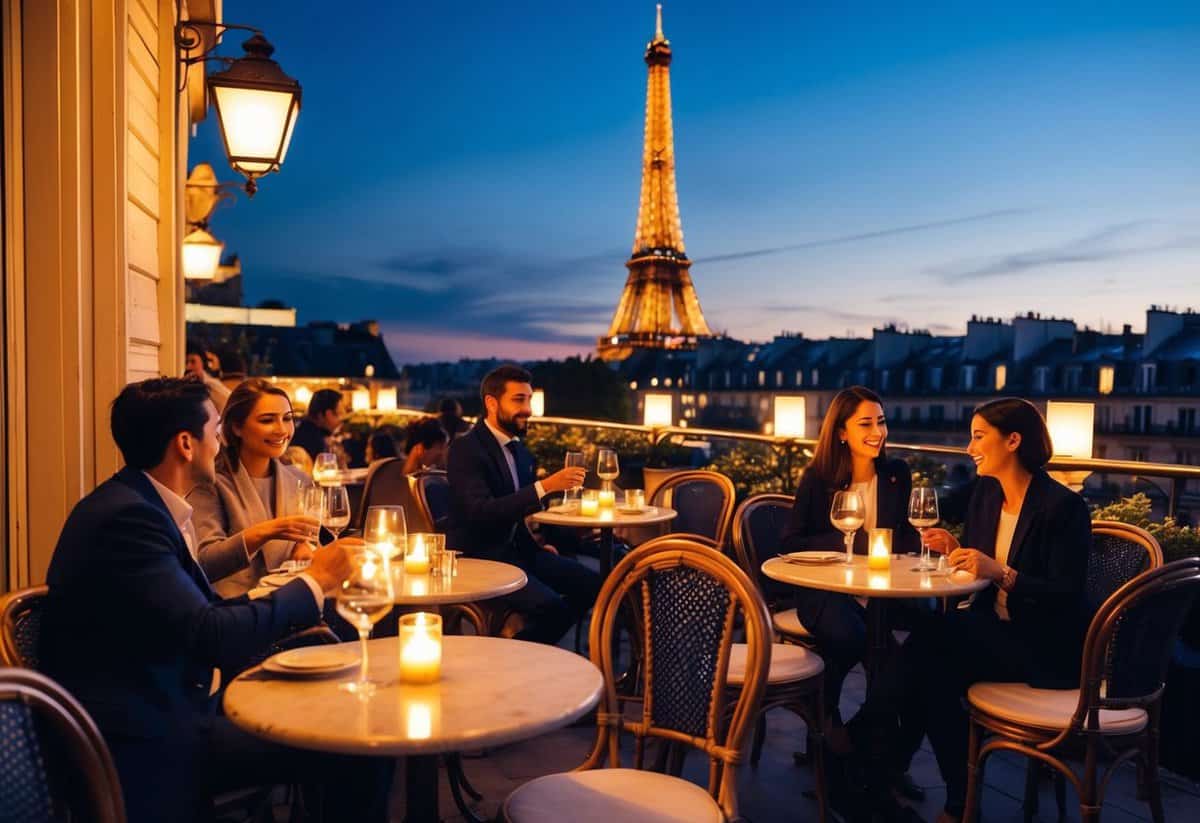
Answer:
306, 537, 361, 593
542, 467, 587, 494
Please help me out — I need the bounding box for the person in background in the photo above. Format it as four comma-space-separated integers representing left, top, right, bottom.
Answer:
402, 416, 450, 475
447, 364, 600, 645
188, 379, 319, 597
215, 347, 247, 392
438, 397, 471, 438
291, 388, 346, 461
184, 340, 230, 412
281, 445, 314, 476
366, 428, 400, 469
38, 376, 390, 822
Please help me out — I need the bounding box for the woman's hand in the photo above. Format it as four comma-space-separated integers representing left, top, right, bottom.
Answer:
245, 515, 321, 552
920, 527, 960, 555
947, 548, 1004, 582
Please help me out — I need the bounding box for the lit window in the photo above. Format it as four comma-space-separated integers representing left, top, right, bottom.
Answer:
994, 364, 1007, 392
757, 370, 766, 387
1098, 366, 1114, 395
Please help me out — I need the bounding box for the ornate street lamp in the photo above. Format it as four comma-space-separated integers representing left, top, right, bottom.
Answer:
182, 163, 235, 280
182, 227, 223, 280
178, 23, 302, 195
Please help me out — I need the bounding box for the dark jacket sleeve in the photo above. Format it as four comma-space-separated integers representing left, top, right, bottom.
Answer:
447, 434, 541, 528
780, 471, 845, 553
1010, 489, 1091, 600
104, 502, 319, 672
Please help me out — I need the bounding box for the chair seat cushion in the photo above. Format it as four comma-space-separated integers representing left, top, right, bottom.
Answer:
504, 768, 724, 823
772, 608, 812, 639
967, 682, 1147, 735
727, 642, 823, 686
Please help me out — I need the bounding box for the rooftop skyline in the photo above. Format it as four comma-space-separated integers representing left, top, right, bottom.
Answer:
190, 1, 1200, 365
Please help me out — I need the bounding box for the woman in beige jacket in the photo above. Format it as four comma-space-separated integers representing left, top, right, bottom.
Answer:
189, 379, 320, 597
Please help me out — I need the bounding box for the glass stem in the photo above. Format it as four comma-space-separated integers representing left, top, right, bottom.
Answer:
845, 531, 854, 564
358, 627, 370, 688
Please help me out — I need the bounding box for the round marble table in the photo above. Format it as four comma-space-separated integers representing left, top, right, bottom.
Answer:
530, 503, 676, 575
391, 559, 527, 606
225, 635, 603, 823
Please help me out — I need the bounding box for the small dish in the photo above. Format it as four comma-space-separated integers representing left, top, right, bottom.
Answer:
780, 551, 843, 564
262, 646, 359, 676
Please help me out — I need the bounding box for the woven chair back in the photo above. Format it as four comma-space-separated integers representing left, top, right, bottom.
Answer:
731, 493, 794, 591
0, 586, 48, 669
649, 471, 736, 547
1087, 521, 1163, 614
411, 469, 450, 533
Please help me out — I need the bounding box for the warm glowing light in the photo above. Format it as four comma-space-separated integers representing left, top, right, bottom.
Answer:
182, 228, 223, 280
398, 612, 442, 684
364, 364, 375, 378
1098, 366, 1114, 395
351, 389, 370, 412
994, 364, 1007, 392
294, 385, 312, 406
643, 393, 673, 427
531, 389, 545, 417
1046, 401, 1095, 458
598, 489, 616, 509
375, 387, 397, 411
405, 534, 431, 575
580, 490, 599, 517
406, 701, 433, 740
868, 528, 892, 570
868, 572, 890, 591
773, 396, 807, 439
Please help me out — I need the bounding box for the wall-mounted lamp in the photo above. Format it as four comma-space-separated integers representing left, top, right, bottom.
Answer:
530, 389, 545, 417
178, 23, 301, 195
773, 396, 807, 439
1046, 400, 1095, 491
643, 393, 673, 428
182, 227, 223, 280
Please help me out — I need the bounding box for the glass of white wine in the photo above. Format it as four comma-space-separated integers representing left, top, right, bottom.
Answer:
322, 485, 351, 543
563, 451, 585, 504
596, 448, 619, 494
830, 489, 866, 565
337, 546, 395, 697
908, 486, 940, 571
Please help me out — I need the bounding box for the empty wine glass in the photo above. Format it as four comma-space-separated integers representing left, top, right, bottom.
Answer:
908, 486, 940, 571
830, 490, 866, 565
322, 485, 351, 543
596, 448, 619, 493
363, 505, 406, 562
563, 451, 585, 504
336, 546, 394, 697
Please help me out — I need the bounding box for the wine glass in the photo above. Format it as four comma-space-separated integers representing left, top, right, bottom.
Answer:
908, 486, 940, 571
830, 490, 866, 565
563, 451, 585, 504
596, 448, 619, 494
313, 452, 339, 487
336, 546, 395, 697
363, 505, 406, 562
300, 484, 325, 533
322, 485, 351, 543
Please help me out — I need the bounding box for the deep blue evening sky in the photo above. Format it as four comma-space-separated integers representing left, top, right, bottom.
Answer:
190, 1, 1200, 366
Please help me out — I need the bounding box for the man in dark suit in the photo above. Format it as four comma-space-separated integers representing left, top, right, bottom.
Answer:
39, 377, 391, 822
447, 364, 601, 645
292, 387, 347, 460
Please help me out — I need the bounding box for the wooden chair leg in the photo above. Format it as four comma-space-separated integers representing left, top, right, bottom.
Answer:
963, 719, 983, 823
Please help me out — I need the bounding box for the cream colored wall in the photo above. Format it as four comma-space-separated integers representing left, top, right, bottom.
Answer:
3, 0, 187, 587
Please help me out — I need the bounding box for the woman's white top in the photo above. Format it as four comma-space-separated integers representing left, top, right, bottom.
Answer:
993, 509, 1019, 621
849, 476, 878, 533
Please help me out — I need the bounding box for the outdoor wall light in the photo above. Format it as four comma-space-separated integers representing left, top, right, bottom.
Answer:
183, 163, 233, 279
773, 396, 807, 439
178, 22, 302, 195
1046, 400, 1095, 491
643, 393, 673, 428
531, 390, 546, 417
182, 228, 223, 280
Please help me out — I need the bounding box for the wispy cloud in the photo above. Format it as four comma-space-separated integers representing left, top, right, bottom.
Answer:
756, 303, 908, 329
928, 220, 1200, 282
697, 209, 1031, 264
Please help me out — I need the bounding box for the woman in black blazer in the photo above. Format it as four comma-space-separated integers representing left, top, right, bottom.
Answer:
893, 397, 1091, 822
780, 386, 921, 726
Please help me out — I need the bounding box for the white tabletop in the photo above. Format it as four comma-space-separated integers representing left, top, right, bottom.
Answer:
530, 503, 677, 528
392, 559, 526, 605
762, 554, 991, 598
224, 636, 603, 756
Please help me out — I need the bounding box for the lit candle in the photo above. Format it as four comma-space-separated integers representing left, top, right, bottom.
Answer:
579, 490, 599, 516
597, 489, 616, 509
405, 534, 430, 575
398, 612, 442, 684
868, 528, 892, 571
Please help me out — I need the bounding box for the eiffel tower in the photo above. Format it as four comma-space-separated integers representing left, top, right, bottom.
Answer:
598, 5, 712, 362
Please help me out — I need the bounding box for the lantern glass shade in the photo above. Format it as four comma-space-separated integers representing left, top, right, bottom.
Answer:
773, 396, 807, 438
1046, 401, 1094, 458
376, 387, 398, 411
207, 34, 301, 184
643, 393, 673, 427
182, 228, 223, 279
530, 389, 545, 417
351, 389, 371, 412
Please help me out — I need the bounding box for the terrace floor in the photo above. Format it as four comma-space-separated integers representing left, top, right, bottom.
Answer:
386, 651, 1200, 823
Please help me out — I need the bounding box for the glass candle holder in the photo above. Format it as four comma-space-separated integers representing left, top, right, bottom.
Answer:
597, 488, 616, 509
405, 533, 436, 575
624, 488, 646, 510
579, 489, 600, 516
398, 612, 442, 684
868, 528, 893, 570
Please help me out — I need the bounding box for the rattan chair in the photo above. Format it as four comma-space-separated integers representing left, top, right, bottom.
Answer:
502, 537, 773, 823
1021, 520, 1164, 820
0, 667, 126, 822
649, 470, 736, 549
353, 457, 415, 530
964, 556, 1200, 823
0, 585, 48, 668
730, 494, 815, 646
410, 468, 450, 534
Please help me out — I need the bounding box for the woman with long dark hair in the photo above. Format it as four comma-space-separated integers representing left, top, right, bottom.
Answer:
189, 379, 320, 597
889, 398, 1091, 822
781, 386, 921, 726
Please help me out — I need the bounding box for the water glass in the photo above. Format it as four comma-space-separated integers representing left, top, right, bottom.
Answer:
624, 488, 646, 511
313, 452, 340, 486
563, 451, 585, 502
442, 550, 460, 579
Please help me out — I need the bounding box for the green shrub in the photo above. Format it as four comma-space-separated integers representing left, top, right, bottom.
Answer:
1091, 493, 1200, 562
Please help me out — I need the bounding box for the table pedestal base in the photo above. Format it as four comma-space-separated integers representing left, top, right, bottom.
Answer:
404, 754, 440, 823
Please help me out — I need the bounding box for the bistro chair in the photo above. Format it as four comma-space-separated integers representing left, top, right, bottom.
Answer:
0, 585, 48, 668
0, 666, 126, 822
409, 468, 450, 534
964, 557, 1200, 823
353, 457, 411, 531
649, 470, 737, 549
502, 536, 772, 823
730, 494, 816, 647
1022, 520, 1164, 820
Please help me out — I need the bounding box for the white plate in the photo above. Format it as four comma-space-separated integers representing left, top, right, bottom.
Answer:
259, 572, 300, 588
617, 506, 653, 516
783, 551, 843, 564
262, 646, 359, 676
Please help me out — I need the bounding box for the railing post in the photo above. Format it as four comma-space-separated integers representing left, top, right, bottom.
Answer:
1169, 478, 1181, 519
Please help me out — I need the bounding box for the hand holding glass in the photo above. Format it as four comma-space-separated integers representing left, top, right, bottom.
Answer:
830, 490, 866, 565
908, 486, 940, 571
563, 451, 585, 503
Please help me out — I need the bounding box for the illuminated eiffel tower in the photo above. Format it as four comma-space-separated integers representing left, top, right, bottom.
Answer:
598, 4, 711, 362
